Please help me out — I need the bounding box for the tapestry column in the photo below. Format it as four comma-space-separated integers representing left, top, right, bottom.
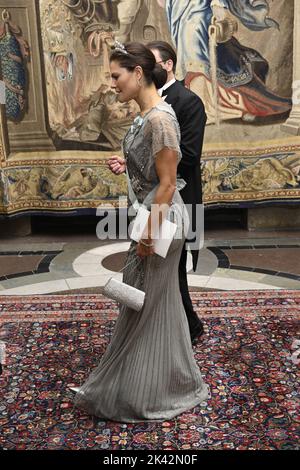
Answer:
0, 0, 55, 152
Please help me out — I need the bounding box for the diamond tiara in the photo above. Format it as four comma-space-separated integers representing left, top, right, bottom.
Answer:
113, 40, 129, 55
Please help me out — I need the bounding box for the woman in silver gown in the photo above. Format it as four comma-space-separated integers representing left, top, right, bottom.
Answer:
74, 42, 208, 422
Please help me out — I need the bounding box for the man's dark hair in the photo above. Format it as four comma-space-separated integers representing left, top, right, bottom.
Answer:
147, 41, 177, 73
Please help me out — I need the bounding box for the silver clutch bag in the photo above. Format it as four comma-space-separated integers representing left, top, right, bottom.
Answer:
103, 277, 145, 312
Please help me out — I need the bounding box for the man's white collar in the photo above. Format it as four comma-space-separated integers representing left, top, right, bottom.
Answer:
158, 78, 176, 96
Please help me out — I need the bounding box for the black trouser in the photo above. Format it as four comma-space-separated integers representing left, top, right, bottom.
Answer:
178, 243, 202, 333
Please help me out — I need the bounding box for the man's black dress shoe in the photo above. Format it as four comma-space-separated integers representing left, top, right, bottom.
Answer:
190, 321, 204, 343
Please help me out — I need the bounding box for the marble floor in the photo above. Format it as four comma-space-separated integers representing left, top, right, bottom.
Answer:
0, 217, 300, 295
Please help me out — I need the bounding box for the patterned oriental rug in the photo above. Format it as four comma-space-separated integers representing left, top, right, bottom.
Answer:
0, 291, 299, 450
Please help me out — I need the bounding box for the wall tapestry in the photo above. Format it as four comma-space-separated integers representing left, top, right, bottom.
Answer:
0, 0, 299, 216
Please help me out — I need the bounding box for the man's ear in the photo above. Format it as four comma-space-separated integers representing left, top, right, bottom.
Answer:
166, 59, 174, 72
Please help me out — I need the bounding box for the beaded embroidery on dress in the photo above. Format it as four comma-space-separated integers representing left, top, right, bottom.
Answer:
74, 100, 208, 422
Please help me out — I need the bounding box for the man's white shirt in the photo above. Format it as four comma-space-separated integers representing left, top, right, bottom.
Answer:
158, 78, 176, 97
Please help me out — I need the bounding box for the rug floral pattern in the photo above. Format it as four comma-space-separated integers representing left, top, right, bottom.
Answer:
0, 291, 299, 450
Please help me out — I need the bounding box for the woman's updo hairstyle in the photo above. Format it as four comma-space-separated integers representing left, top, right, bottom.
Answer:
110, 42, 167, 90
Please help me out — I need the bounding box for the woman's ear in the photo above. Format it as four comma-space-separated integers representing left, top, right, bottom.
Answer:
134, 65, 143, 81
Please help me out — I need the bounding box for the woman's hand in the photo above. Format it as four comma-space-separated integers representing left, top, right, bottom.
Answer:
136, 239, 155, 259
107, 155, 126, 175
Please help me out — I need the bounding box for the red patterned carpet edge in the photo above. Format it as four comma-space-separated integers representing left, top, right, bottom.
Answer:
0, 290, 300, 322
0, 291, 299, 450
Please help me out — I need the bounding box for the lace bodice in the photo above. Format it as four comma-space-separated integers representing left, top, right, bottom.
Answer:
123, 101, 182, 204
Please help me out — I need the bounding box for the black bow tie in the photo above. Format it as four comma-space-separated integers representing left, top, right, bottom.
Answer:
161, 89, 168, 97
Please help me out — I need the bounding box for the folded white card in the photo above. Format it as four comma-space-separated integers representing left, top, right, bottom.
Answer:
129, 206, 177, 258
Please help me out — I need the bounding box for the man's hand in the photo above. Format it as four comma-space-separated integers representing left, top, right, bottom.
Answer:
107, 155, 126, 175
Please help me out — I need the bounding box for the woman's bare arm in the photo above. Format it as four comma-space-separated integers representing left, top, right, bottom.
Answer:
143, 147, 177, 242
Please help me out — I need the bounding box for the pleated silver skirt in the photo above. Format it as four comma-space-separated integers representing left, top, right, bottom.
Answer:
74, 194, 209, 422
